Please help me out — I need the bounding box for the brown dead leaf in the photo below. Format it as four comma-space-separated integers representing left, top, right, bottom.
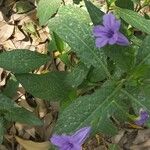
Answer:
15, 136, 51, 150
0, 23, 14, 43
14, 26, 25, 41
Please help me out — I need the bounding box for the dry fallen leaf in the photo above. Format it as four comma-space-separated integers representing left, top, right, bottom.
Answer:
15, 136, 51, 150
0, 23, 14, 43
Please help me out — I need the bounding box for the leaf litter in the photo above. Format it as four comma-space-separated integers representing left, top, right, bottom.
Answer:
0, 0, 150, 150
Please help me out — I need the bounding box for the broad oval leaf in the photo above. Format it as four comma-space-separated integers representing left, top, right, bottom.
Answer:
37, 0, 62, 25
116, 8, 150, 34
0, 49, 50, 73
16, 72, 73, 101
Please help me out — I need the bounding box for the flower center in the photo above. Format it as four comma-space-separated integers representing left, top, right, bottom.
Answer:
107, 30, 114, 38
68, 142, 74, 148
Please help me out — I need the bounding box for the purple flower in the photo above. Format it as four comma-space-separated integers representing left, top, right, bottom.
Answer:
135, 109, 149, 126
93, 13, 129, 48
50, 127, 91, 150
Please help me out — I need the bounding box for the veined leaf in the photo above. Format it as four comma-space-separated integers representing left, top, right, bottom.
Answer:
115, 0, 134, 10
5, 107, 42, 126
0, 50, 50, 73
136, 35, 150, 65
104, 45, 135, 71
116, 8, 150, 34
0, 93, 15, 111
54, 81, 124, 135
16, 72, 73, 101
3, 76, 19, 98
129, 35, 150, 79
58, 5, 91, 23
48, 6, 111, 78
84, 0, 104, 25
37, 0, 62, 25
0, 118, 5, 144
66, 63, 89, 88
121, 89, 150, 112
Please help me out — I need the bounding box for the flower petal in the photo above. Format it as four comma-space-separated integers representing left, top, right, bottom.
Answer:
93, 25, 109, 37
116, 32, 129, 46
50, 134, 68, 147
103, 13, 120, 31
135, 109, 149, 126
72, 127, 91, 145
95, 37, 108, 48
108, 33, 118, 45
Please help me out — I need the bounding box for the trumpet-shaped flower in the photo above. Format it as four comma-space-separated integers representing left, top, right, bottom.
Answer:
50, 127, 91, 150
93, 13, 129, 48
135, 109, 149, 126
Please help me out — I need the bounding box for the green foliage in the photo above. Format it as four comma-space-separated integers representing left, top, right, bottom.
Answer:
3, 76, 19, 98
0, 50, 50, 73
5, 107, 42, 126
37, 0, 62, 25
0, 118, 5, 144
0, 93, 42, 125
84, 0, 104, 25
115, 0, 134, 10
48, 6, 111, 78
66, 63, 89, 88
73, 0, 82, 4
16, 72, 73, 101
54, 81, 124, 135
104, 45, 136, 71
15, 0, 35, 13
116, 8, 150, 34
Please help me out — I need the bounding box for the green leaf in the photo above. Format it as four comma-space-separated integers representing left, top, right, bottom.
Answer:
115, 0, 134, 10
73, 0, 82, 4
104, 45, 135, 71
116, 8, 150, 34
121, 89, 150, 114
15, 0, 35, 14
49, 32, 64, 53
48, 6, 111, 78
108, 144, 120, 150
0, 93, 15, 111
16, 72, 73, 101
88, 67, 106, 82
66, 63, 89, 88
84, 0, 104, 25
0, 50, 50, 73
37, 0, 62, 25
129, 35, 150, 79
58, 5, 91, 23
54, 81, 124, 135
136, 35, 150, 65
0, 118, 5, 144
3, 76, 19, 98
5, 107, 43, 126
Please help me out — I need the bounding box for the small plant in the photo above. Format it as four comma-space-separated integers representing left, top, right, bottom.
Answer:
0, 0, 150, 149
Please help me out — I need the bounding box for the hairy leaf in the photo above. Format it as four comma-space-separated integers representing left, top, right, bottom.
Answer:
16, 72, 73, 101
0, 50, 50, 73
48, 6, 111, 78
104, 45, 135, 71
37, 0, 62, 25
84, 0, 104, 25
54, 81, 124, 135
0, 118, 4, 144
115, 0, 134, 10
5, 107, 43, 126
116, 8, 150, 34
